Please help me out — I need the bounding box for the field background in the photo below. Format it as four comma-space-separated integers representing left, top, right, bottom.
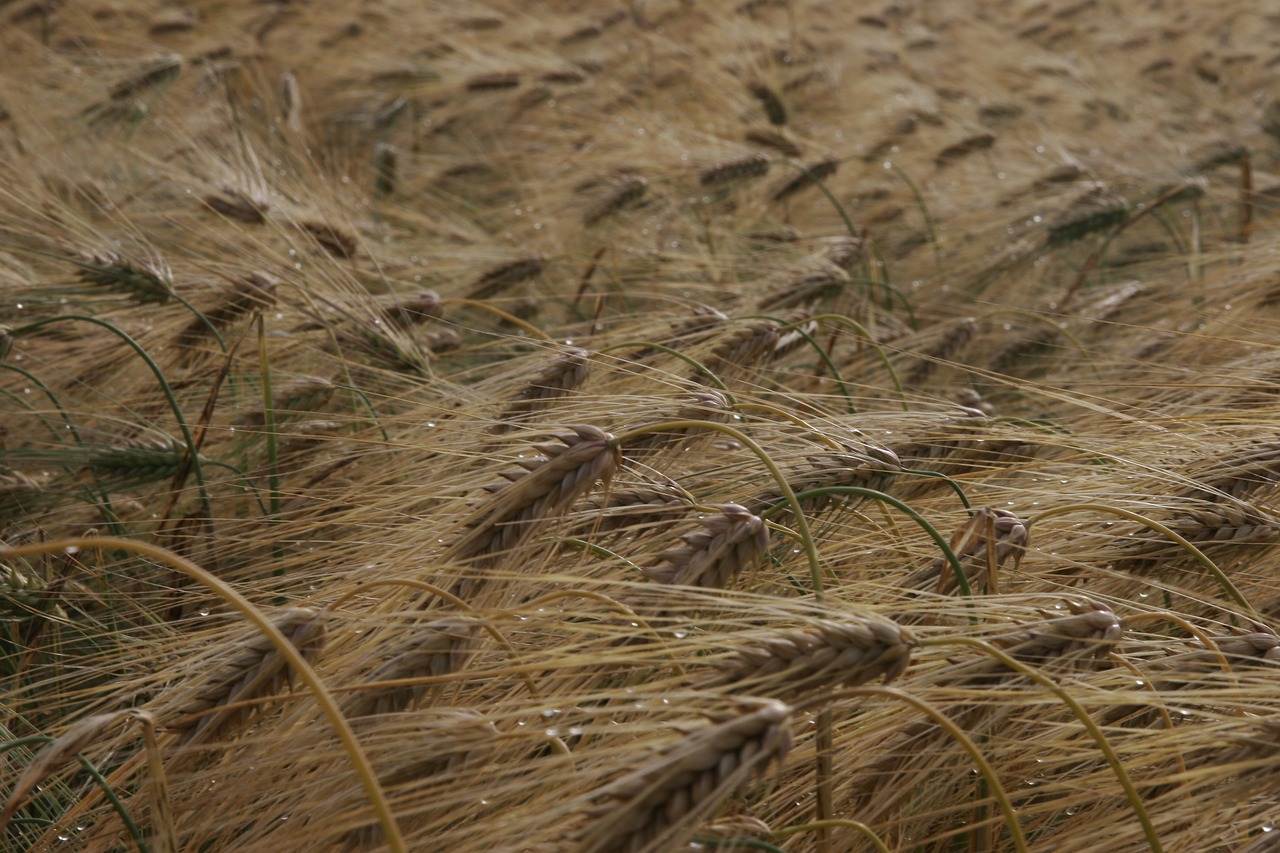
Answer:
4, 1, 1280, 851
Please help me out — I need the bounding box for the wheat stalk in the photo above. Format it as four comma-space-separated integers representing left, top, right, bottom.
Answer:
574, 697, 792, 853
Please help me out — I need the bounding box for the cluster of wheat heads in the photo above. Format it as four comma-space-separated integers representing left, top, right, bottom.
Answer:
3, 0, 1280, 851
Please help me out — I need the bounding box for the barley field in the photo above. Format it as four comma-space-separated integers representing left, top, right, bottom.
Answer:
3, 1, 1280, 851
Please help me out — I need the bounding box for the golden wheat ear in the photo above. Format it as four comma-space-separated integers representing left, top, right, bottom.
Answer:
167, 608, 327, 746
573, 697, 792, 853
700, 617, 916, 701
643, 503, 770, 590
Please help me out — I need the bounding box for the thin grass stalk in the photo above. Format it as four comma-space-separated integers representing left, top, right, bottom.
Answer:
805, 313, 909, 410
1028, 503, 1255, 615
885, 161, 939, 264
10, 316, 212, 520
922, 636, 1162, 853
599, 341, 733, 394
733, 403, 843, 450
978, 308, 1102, 382
1, 732, 148, 852
1057, 182, 1200, 312
772, 818, 894, 852
833, 686, 1028, 853
257, 315, 282, 565
0, 537, 407, 853
0, 362, 125, 533
748, 315, 857, 412
777, 160, 854, 239
443, 297, 555, 342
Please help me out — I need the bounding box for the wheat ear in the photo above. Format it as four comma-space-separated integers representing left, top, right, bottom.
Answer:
644, 504, 770, 590
448, 425, 621, 566
702, 617, 916, 700
575, 698, 792, 853
341, 617, 481, 719
169, 608, 327, 744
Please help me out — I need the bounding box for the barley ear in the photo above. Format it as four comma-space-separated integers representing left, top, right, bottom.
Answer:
576, 697, 792, 853
704, 617, 916, 700
644, 504, 770, 590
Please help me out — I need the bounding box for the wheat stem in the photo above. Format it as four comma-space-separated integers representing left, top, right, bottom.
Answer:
769, 486, 973, 598
772, 819, 891, 853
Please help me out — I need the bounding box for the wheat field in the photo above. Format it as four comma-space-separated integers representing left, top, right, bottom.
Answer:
3, 1, 1280, 851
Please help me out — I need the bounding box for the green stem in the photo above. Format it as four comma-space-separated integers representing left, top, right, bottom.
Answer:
599, 341, 733, 394
747, 315, 857, 412
773, 820, 890, 853
765, 486, 972, 598
804, 313, 908, 410
0, 537, 406, 853
11, 316, 212, 520
922, 637, 1162, 853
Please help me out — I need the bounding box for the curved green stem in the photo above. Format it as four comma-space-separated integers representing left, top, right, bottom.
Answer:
834, 686, 1028, 853
747, 315, 857, 412
898, 466, 972, 511
780, 160, 859, 241
807, 313, 907, 410
765, 486, 972, 598
11, 316, 212, 520
0, 734, 148, 852
1027, 503, 1254, 615
886, 161, 939, 265
922, 636, 1162, 853
0, 537, 406, 853
614, 420, 823, 602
